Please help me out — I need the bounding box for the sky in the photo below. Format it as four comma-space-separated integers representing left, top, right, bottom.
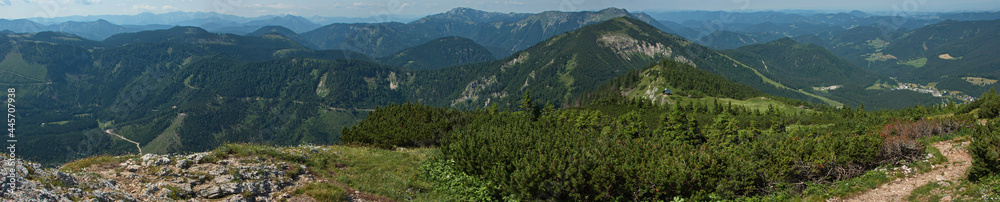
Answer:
1, 0, 998, 19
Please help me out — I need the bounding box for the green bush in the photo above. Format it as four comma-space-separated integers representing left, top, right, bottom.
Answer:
419, 158, 497, 201
970, 122, 1000, 182
341, 103, 471, 149
437, 106, 891, 200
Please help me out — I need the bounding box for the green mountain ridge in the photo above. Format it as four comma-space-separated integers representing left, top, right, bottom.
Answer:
378, 36, 495, 70
723, 38, 885, 89
247, 25, 320, 49
300, 7, 672, 57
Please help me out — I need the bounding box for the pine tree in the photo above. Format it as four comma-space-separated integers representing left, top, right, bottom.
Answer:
541, 102, 556, 120
521, 89, 533, 112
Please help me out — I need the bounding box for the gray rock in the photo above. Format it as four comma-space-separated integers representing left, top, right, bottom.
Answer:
156, 168, 172, 176
197, 185, 225, 199
220, 183, 242, 195
99, 179, 117, 190
145, 183, 161, 195
225, 194, 249, 202
140, 154, 157, 166
56, 171, 77, 186
187, 153, 206, 164
213, 175, 234, 184
176, 159, 190, 169
125, 165, 141, 172
156, 157, 172, 166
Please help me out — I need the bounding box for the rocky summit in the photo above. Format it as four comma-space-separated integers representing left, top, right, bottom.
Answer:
1, 146, 326, 201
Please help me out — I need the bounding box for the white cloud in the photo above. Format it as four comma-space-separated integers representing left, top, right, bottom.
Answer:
265, 3, 295, 9
499, 1, 525, 5
131, 4, 156, 11
76, 0, 101, 5
352, 2, 372, 7
161, 5, 176, 10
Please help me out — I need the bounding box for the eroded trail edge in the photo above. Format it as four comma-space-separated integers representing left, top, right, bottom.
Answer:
837, 140, 971, 202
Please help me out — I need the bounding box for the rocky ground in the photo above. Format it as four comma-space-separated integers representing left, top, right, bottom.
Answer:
0, 151, 320, 201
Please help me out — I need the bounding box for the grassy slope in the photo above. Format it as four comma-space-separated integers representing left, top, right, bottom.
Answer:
0, 52, 47, 83
715, 52, 845, 107
216, 144, 446, 201
142, 113, 187, 154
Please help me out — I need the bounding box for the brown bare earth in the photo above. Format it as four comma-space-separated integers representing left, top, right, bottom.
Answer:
832, 140, 971, 202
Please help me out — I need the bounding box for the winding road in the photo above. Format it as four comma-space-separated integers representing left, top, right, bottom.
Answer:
104, 129, 142, 155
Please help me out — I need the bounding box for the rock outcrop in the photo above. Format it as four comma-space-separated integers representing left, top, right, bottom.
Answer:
1, 151, 317, 201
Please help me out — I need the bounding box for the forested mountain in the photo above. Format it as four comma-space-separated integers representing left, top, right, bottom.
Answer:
378, 36, 495, 70
0, 16, 738, 165
882, 20, 1000, 81
2, 13, 323, 41
0, 26, 384, 164
247, 25, 319, 49
584, 59, 768, 104
300, 7, 672, 57
652, 10, 941, 50
103, 26, 306, 50
723, 38, 885, 89
726, 38, 948, 108
697, 31, 786, 49
792, 24, 904, 67
418, 7, 531, 23
0, 19, 172, 41
198, 15, 321, 35
408, 17, 716, 109
796, 19, 1000, 98
405, 17, 862, 110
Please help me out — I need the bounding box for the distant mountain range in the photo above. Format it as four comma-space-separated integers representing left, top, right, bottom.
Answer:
299, 7, 674, 57
2, 9, 997, 48
652, 10, 1000, 50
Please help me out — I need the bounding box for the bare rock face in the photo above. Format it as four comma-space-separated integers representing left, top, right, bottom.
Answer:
1, 150, 317, 201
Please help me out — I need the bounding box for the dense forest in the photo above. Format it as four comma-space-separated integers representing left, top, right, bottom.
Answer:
342, 77, 1000, 201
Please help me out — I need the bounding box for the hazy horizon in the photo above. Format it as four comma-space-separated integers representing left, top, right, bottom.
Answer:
0, 0, 998, 20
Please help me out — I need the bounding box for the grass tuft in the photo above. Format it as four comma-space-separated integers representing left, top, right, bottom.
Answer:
60, 155, 133, 172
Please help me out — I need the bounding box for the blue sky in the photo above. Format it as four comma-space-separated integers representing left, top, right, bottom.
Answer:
1, 0, 998, 19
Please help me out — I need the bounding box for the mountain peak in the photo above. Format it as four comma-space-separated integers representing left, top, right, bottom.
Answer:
447, 7, 485, 14
250, 25, 295, 36
767, 37, 798, 45
598, 7, 629, 15
166, 26, 210, 35
848, 10, 870, 17
417, 7, 529, 24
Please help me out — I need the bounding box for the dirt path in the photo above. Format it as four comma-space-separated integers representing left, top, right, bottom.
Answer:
325, 106, 375, 112
835, 140, 971, 202
105, 129, 143, 155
